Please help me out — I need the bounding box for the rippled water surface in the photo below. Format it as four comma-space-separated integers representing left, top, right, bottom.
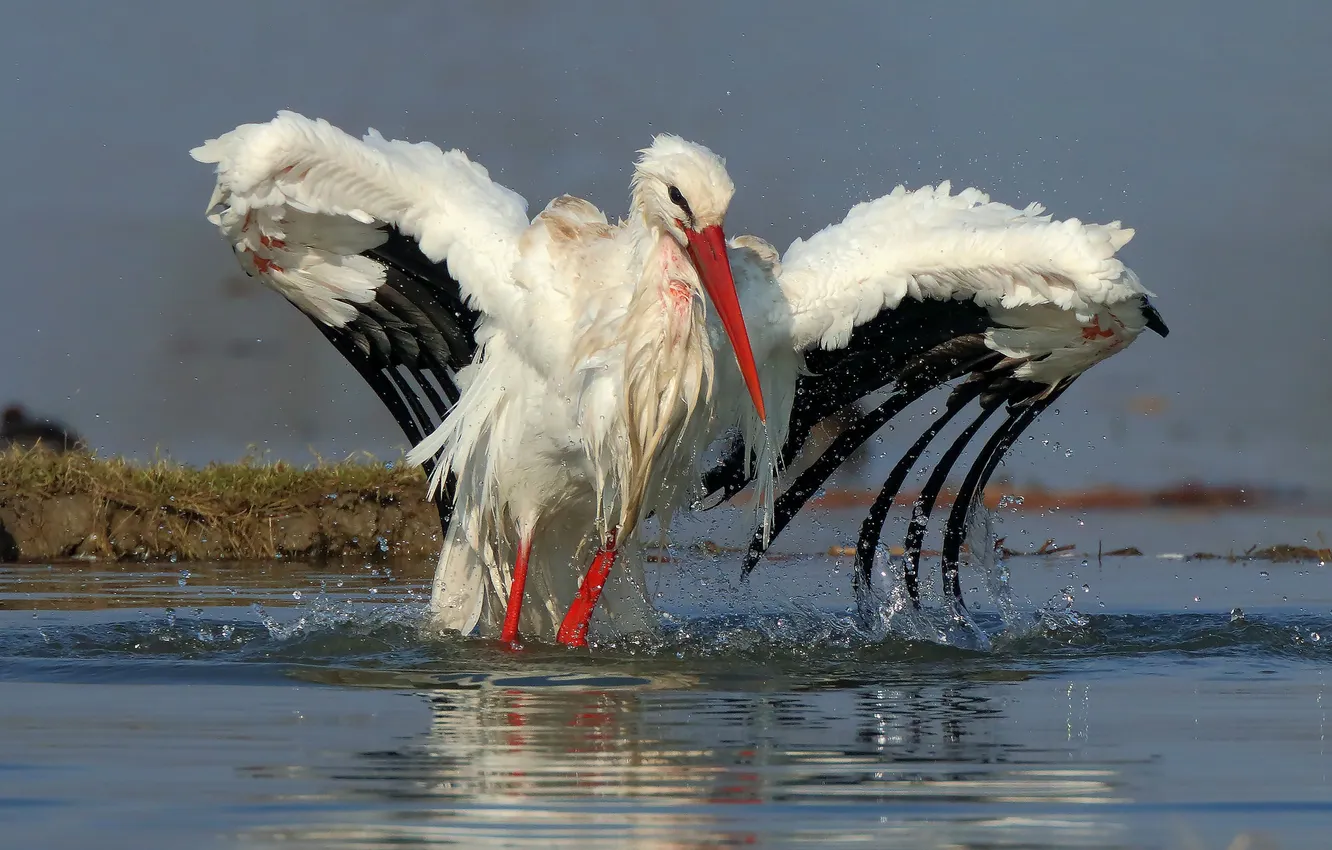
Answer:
2, 512, 1330, 848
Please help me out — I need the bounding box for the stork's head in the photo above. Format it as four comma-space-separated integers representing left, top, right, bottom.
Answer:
632, 135, 735, 239
631, 135, 765, 421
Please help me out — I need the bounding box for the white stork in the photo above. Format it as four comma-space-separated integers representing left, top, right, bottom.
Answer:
192, 112, 1167, 645
192, 113, 773, 647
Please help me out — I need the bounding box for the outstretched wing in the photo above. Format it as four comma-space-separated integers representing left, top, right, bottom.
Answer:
714, 183, 1166, 606
192, 111, 532, 525
777, 181, 1148, 351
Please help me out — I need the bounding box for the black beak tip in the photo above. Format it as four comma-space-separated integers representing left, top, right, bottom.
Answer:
1142, 300, 1169, 338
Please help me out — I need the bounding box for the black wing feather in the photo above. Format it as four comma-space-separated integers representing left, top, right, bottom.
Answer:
264, 225, 479, 533
704, 294, 1075, 580
702, 296, 993, 504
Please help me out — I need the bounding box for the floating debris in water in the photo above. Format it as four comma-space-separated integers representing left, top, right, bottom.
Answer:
995, 537, 1077, 558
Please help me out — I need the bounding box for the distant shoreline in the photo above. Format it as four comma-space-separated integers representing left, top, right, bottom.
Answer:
0, 449, 1320, 564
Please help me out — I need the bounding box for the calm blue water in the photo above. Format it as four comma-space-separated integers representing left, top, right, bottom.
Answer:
2, 510, 1330, 848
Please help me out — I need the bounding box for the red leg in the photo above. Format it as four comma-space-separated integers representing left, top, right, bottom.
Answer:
500, 535, 533, 644
557, 529, 620, 647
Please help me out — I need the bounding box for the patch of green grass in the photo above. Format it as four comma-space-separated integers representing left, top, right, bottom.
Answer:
0, 446, 427, 516
0, 447, 436, 561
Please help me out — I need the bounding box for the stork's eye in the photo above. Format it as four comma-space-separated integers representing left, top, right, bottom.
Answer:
667, 185, 692, 217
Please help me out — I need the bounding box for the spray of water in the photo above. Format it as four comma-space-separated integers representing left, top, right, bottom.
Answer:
845, 501, 1094, 652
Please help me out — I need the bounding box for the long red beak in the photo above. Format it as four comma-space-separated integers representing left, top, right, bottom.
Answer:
685, 224, 766, 422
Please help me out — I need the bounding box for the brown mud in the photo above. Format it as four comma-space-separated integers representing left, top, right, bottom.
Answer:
0, 448, 440, 563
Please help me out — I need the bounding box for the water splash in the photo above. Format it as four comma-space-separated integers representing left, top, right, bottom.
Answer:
1034, 586, 1093, 631
970, 503, 1025, 630
851, 548, 992, 651
844, 501, 1092, 652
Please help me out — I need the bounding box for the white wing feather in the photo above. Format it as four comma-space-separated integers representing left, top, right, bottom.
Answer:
774, 182, 1151, 352
190, 110, 531, 327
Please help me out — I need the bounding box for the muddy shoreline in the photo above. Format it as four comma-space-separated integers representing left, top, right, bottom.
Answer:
0, 449, 1319, 563
0, 488, 445, 564
0, 450, 442, 563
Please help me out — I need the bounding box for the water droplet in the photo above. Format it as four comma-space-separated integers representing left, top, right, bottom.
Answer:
1260, 570, 1270, 578
292, 590, 302, 601
1082, 583, 1090, 593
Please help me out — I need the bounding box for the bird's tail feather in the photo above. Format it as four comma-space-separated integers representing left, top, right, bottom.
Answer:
427, 508, 487, 635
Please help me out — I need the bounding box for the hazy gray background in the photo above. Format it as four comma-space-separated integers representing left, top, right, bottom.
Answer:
1, 2, 1328, 493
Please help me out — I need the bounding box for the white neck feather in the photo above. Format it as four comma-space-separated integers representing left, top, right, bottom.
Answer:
607, 228, 716, 537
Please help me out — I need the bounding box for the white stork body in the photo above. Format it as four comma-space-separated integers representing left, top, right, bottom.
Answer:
193, 113, 772, 646
410, 192, 777, 643
192, 113, 1167, 643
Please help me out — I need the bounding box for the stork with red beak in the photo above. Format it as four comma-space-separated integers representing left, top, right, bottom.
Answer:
193, 113, 1168, 645
400, 133, 772, 647
193, 115, 771, 646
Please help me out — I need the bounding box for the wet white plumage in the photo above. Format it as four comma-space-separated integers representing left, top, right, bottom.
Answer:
734, 181, 1154, 395
193, 112, 1158, 644
194, 113, 774, 643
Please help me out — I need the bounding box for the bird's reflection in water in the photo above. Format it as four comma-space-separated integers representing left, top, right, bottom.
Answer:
242, 671, 1133, 848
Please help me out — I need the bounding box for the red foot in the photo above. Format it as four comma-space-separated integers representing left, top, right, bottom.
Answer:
557, 530, 620, 647
500, 536, 533, 643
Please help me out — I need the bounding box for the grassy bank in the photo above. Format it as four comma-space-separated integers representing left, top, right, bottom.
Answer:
1, 447, 1324, 565
0, 448, 441, 562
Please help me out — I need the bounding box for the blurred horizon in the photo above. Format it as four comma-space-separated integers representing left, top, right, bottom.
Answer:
2, 2, 1329, 497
